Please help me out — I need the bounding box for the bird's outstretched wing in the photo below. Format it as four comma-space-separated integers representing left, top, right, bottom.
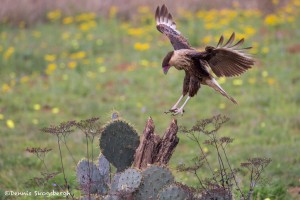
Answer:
202, 32, 254, 77
155, 5, 192, 50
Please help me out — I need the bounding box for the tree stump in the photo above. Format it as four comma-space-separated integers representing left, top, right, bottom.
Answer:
133, 117, 179, 169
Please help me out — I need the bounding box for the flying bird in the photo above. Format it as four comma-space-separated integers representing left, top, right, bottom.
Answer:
155, 5, 255, 115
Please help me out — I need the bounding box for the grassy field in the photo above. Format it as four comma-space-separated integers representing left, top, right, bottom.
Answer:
0, 1, 300, 199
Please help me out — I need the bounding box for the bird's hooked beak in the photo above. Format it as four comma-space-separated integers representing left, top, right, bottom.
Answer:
163, 65, 171, 75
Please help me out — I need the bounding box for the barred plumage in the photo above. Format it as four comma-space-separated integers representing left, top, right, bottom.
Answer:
155, 5, 255, 115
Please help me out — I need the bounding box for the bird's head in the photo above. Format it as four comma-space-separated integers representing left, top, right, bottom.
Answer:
162, 51, 174, 75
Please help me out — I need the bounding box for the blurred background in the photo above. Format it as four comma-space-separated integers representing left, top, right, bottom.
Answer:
0, 0, 299, 199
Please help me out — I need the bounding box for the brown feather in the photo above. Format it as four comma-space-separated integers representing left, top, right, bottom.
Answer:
155, 5, 191, 50
202, 33, 255, 77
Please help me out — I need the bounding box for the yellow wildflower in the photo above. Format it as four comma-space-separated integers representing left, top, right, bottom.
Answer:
248, 78, 256, 85
138, 6, 150, 14
86, 71, 96, 79
75, 13, 96, 22
79, 20, 96, 31
20, 76, 30, 84
261, 47, 269, 54
99, 66, 107, 73
140, 59, 149, 67
62, 32, 70, 40
62, 74, 68, 81
204, 22, 215, 30
287, 16, 295, 23
87, 34, 94, 41
63, 16, 73, 25
134, 42, 150, 51
68, 61, 77, 69
136, 102, 143, 108
32, 119, 39, 125
32, 31, 41, 38
6, 119, 15, 129
44, 54, 56, 62
219, 18, 230, 26
268, 78, 276, 86
83, 59, 90, 65
219, 103, 226, 110
292, 0, 300, 6
52, 107, 60, 114
45, 63, 57, 75
250, 42, 259, 54
218, 77, 226, 84
235, 33, 246, 40
96, 57, 104, 64
243, 26, 256, 37
203, 147, 209, 153
202, 35, 212, 44
70, 51, 86, 59
233, 79, 243, 86
33, 104, 41, 111
109, 6, 118, 18
47, 10, 61, 21
2, 83, 11, 93
264, 14, 281, 26
262, 70, 268, 78
127, 28, 145, 36
3, 47, 15, 60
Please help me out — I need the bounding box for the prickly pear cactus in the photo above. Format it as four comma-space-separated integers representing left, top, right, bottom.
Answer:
98, 154, 110, 185
134, 165, 174, 200
100, 120, 140, 172
110, 173, 121, 193
117, 168, 142, 193
200, 187, 232, 200
76, 159, 108, 195
80, 195, 97, 200
158, 183, 192, 200
103, 194, 121, 200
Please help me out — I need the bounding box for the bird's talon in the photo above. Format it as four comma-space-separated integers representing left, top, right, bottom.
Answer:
171, 108, 185, 116
169, 108, 178, 112
165, 108, 178, 114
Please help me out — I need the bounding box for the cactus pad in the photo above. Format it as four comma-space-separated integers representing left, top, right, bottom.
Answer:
76, 159, 108, 195
158, 183, 192, 200
98, 154, 110, 185
100, 120, 140, 172
117, 168, 142, 193
200, 187, 232, 200
110, 173, 121, 193
103, 195, 121, 200
134, 165, 174, 200
80, 195, 97, 200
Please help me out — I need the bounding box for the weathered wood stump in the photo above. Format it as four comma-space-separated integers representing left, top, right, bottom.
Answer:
133, 117, 179, 169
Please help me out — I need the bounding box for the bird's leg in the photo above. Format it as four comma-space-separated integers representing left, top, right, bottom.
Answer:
170, 95, 184, 111
164, 95, 184, 114
172, 96, 191, 116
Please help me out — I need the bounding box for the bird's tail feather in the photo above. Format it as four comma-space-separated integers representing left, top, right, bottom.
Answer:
206, 78, 238, 104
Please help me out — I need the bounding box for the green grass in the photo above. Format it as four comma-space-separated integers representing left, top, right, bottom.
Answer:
0, 6, 300, 199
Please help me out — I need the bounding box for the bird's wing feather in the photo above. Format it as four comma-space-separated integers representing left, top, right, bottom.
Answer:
203, 32, 255, 77
155, 5, 192, 50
